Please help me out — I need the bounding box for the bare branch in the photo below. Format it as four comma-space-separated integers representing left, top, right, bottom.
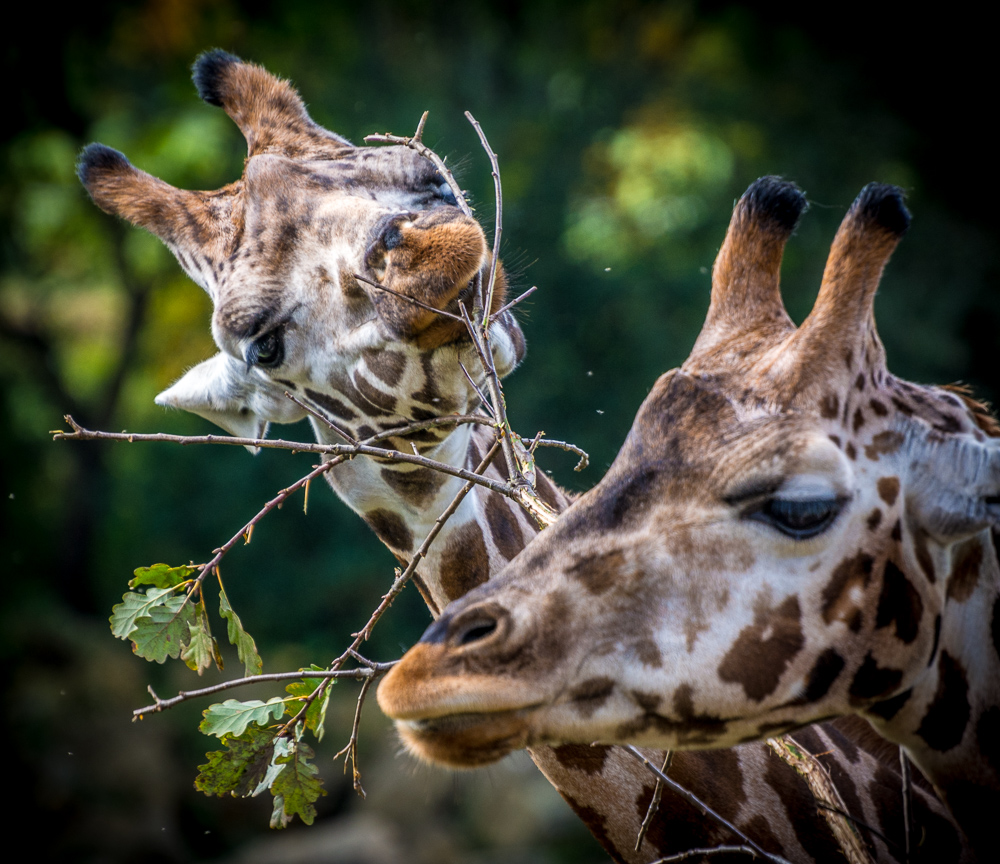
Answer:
55, 415, 516, 499
636, 750, 673, 851
766, 737, 874, 864
649, 846, 763, 862
354, 271, 465, 323
334, 673, 377, 798
535, 437, 590, 471
900, 748, 912, 864
283, 391, 358, 443
464, 111, 503, 319
132, 665, 393, 718
489, 285, 537, 323
363, 116, 472, 220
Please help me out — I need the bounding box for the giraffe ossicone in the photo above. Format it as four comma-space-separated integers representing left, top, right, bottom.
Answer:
378, 177, 999, 856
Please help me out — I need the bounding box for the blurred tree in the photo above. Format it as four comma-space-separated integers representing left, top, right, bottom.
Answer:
2, 1, 995, 861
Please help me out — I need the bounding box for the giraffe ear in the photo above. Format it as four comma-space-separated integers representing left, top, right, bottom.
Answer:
155, 353, 306, 453
904, 422, 1000, 541
77, 143, 233, 296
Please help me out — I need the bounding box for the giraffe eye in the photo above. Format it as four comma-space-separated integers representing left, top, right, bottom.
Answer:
246, 330, 283, 368
749, 497, 842, 540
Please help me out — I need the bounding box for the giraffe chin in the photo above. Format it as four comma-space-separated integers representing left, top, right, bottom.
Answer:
394, 711, 532, 768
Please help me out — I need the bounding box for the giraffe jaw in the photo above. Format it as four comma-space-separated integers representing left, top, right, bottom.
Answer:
394, 710, 534, 768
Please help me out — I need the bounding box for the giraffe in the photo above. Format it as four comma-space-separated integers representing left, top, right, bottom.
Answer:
77, 55, 961, 862
377, 176, 997, 859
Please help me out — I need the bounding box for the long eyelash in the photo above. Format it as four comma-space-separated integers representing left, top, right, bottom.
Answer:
244, 340, 260, 369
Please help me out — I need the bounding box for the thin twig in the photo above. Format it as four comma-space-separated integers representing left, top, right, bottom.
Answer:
636, 750, 673, 850
464, 111, 503, 319
131, 665, 393, 718
535, 437, 589, 471
649, 846, 763, 862
625, 746, 789, 864
900, 747, 912, 864
354, 272, 465, 322
457, 360, 494, 414
334, 673, 377, 798
489, 285, 537, 323
56, 416, 515, 500
363, 116, 473, 220
283, 391, 357, 443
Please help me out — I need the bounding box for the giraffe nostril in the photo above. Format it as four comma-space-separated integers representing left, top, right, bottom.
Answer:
383, 223, 404, 251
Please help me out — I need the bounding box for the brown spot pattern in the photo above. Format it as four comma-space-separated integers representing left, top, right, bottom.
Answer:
821, 552, 873, 630
864, 430, 904, 460
379, 466, 446, 508
484, 493, 524, 561
438, 521, 490, 602
718, 595, 804, 701
875, 560, 923, 644
876, 475, 899, 506
819, 393, 839, 419
917, 651, 970, 751
363, 508, 413, 551
550, 743, 610, 776
947, 538, 983, 602
305, 387, 358, 421
569, 677, 616, 718
361, 348, 407, 386
848, 652, 903, 703
566, 549, 626, 596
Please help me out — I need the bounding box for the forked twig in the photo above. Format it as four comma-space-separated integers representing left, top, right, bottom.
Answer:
636, 750, 673, 850
335, 672, 377, 798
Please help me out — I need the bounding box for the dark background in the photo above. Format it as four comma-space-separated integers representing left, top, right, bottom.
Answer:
2, 2, 996, 861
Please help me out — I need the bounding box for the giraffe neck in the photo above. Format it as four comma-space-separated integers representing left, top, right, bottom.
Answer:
311, 418, 557, 613
865, 528, 1000, 855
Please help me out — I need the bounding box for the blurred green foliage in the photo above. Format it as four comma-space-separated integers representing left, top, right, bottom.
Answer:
2, 1, 996, 862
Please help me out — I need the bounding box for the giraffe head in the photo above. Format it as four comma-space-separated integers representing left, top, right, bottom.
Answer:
78, 51, 523, 445
378, 179, 1000, 804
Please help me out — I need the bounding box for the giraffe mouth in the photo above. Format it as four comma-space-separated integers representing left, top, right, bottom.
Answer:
395, 709, 534, 768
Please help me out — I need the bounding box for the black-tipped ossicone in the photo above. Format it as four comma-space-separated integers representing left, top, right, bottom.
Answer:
192, 49, 242, 107
740, 176, 808, 234
76, 143, 131, 188
852, 183, 911, 237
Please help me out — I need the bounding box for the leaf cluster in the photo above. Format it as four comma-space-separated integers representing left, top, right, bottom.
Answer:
194, 674, 334, 828
109, 564, 262, 676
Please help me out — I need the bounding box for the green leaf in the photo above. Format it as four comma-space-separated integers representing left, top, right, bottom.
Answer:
285, 668, 333, 741
199, 698, 286, 739
269, 740, 325, 828
130, 562, 198, 589
219, 587, 262, 676
195, 725, 277, 798
130, 596, 193, 663
109, 586, 179, 639
182, 598, 218, 674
